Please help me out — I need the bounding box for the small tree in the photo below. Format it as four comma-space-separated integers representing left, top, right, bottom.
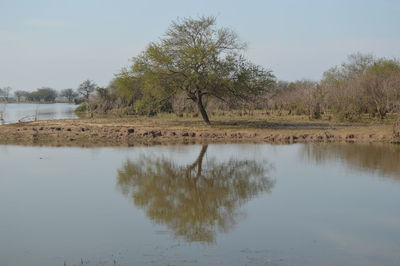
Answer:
60, 88, 78, 103
14, 90, 28, 102
125, 16, 275, 124
0, 87, 12, 102
35, 87, 58, 102
78, 80, 97, 100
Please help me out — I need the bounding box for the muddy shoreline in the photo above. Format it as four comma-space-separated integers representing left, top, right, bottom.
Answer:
0, 118, 398, 147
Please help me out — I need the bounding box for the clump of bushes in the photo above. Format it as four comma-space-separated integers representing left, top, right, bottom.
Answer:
271, 53, 400, 122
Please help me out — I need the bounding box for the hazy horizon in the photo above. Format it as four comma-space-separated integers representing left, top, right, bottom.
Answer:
1, 0, 399, 90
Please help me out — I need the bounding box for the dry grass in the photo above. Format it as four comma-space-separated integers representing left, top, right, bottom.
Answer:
73, 111, 394, 133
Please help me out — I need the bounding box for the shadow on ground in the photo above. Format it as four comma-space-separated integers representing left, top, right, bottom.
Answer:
166, 119, 355, 130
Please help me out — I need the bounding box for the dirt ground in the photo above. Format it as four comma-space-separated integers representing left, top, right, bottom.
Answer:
0, 113, 398, 147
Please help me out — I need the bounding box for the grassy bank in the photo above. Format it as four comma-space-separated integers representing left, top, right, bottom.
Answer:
0, 112, 398, 147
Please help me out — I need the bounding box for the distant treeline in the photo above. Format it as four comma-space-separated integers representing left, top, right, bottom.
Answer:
0, 87, 85, 104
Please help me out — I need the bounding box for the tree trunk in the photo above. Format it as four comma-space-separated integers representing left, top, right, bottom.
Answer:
197, 95, 210, 125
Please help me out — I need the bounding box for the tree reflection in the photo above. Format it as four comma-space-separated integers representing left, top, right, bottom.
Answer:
117, 145, 274, 243
301, 143, 400, 180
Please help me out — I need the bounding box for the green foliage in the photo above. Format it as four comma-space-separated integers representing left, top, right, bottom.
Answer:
113, 69, 173, 115
75, 102, 88, 113
365, 58, 400, 76
114, 69, 142, 102
119, 16, 275, 123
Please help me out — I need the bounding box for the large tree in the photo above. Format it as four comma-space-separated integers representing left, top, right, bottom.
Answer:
126, 16, 275, 124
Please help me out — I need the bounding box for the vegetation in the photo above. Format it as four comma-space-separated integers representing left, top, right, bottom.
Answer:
26, 87, 58, 102
60, 88, 79, 103
1, 86, 81, 104
78, 18, 399, 128
0, 87, 12, 102
78, 79, 97, 100
1, 87, 59, 103
272, 53, 400, 121
127, 16, 274, 124
85, 16, 275, 124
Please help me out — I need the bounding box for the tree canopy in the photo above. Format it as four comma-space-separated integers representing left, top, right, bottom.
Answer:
119, 16, 275, 124
60, 88, 79, 103
78, 79, 97, 100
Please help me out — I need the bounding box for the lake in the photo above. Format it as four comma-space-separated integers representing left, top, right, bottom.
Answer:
0, 103, 77, 124
0, 143, 399, 266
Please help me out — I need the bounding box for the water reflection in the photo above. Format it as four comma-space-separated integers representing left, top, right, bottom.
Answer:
301, 143, 400, 180
117, 145, 274, 243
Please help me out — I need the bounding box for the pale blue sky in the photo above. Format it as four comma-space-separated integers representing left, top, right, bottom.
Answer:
1, 0, 399, 90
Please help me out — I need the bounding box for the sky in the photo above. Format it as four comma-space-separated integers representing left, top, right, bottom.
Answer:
1, 0, 399, 90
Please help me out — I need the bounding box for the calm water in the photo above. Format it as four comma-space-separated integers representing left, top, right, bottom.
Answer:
0, 103, 77, 124
0, 143, 399, 266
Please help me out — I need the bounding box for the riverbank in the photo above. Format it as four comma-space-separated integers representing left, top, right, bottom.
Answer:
1, 113, 398, 146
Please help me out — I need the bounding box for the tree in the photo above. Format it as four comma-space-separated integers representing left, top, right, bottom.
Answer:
322, 53, 375, 84
78, 80, 97, 100
284, 80, 324, 119
26, 91, 40, 102
113, 70, 143, 106
0, 87, 12, 102
322, 54, 400, 120
14, 90, 29, 102
36, 87, 58, 102
60, 88, 78, 103
125, 16, 275, 124
361, 59, 400, 119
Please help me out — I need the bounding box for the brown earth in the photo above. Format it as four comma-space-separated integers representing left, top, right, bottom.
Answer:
0, 115, 398, 147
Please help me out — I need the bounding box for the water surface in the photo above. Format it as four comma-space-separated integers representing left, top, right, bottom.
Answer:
0, 143, 399, 266
0, 103, 77, 124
